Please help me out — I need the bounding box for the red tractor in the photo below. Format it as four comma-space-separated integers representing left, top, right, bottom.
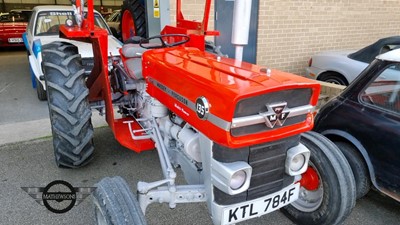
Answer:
41, 0, 356, 224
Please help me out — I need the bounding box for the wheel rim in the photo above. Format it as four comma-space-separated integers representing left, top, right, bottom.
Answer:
324, 78, 344, 85
121, 10, 136, 42
94, 200, 107, 225
292, 162, 324, 212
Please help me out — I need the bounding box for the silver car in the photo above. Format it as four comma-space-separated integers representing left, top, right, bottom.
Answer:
306, 36, 400, 85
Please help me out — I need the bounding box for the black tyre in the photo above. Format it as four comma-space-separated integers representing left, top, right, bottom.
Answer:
282, 131, 356, 225
42, 41, 94, 168
93, 176, 147, 225
121, 0, 147, 42
335, 141, 371, 199
36, 77, 47, 101
318, 72, 348, 86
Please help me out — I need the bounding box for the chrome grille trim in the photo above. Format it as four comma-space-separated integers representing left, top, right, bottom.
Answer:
231, 104, 314, 128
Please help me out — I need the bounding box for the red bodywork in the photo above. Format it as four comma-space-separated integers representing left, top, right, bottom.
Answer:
0, 22, 27, 47
160, 0, 219, 51
60, 0, 320, 151
143, 47, 320, 148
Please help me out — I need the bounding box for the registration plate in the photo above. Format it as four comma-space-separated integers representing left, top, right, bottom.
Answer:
8, 38, 23, 43
222, 183, 300, 224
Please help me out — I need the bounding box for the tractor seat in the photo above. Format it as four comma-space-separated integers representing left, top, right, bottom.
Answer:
121, 43, 148, 79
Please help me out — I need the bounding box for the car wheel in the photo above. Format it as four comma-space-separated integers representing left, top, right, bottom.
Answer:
93, 176, 147, 225
121, 0, 147, 42
36, 77, 47, 101
335, 141, 371, 199
42, 41, 94, 168
319, 72, 348, 86
281, 131, 356, 225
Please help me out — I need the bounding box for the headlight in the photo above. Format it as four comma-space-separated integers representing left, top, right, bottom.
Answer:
230, 170, 247, 190
285, 143, 310, 176
290, 154, 306, 172
211, 159, 252, 195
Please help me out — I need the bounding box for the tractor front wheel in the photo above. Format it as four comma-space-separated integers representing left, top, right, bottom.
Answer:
282, 131, 356, 225
42, 41, 94, 168
93, 176, 147, 225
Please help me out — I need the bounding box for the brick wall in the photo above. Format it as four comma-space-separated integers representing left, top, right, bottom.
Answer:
177, 0, 400, 76
258, 0, 400, 75
169, 0, 214, 31
6, 0, 399, 76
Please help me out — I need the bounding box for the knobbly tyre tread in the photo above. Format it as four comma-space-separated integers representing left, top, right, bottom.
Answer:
282, 131, 356, 225
335, 141, 371, 199
121, 0, 147, 42
93, 176, 147, 225
42, 41, 94, 168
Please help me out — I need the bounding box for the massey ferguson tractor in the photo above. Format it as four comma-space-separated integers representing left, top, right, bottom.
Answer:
41, 0, 356, 224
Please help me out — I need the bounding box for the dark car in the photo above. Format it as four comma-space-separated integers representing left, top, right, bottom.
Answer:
314, 49, 400, 201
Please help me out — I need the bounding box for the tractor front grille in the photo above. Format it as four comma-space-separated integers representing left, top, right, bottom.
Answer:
212, 136, 298, 205
231, 88, 312, 137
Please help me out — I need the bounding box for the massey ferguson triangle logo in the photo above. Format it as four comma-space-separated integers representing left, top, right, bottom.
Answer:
259, 102, 290, 128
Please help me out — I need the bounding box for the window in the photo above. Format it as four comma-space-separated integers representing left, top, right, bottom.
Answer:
35, 11, 109, 36
1, 11, 30, 22
361, 64, 400, 113
106, 10, 120, 23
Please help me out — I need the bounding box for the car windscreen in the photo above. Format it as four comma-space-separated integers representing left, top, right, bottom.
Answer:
1, 11, 30, 22
35, 11, 110, 36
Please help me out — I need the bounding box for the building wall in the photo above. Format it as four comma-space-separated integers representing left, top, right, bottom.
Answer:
258, 0, 400, 75
169, 0, 214, 31
1, 0, 122, 12
174, 0, 400, 76
4, 0, 400, 76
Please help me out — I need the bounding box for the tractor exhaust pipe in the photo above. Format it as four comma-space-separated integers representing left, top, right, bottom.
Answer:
231, 0, 252, 62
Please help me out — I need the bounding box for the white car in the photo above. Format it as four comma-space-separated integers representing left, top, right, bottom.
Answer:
23, 5, 122, 100
306, 36, 400, 85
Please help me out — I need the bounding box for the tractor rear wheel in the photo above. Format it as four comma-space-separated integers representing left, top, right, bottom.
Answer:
42, 41, 94, 168
93, 176, 147, 225
121, 0, 147, 42
282, 131, 356, 225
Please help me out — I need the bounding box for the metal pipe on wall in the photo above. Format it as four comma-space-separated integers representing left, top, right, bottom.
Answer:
231, 0, 252, 61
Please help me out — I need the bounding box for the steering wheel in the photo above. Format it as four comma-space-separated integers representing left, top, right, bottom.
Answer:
139, 34, 190, 49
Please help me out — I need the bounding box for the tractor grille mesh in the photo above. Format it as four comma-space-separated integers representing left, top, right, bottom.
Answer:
213, 136, 298, 205
231, 88, 312, 136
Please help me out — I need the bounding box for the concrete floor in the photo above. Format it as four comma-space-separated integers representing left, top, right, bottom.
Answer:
0, 47, 49, 125
0, 48, 399, 225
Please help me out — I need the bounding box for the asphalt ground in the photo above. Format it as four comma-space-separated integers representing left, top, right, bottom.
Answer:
0, 49, 399, 225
